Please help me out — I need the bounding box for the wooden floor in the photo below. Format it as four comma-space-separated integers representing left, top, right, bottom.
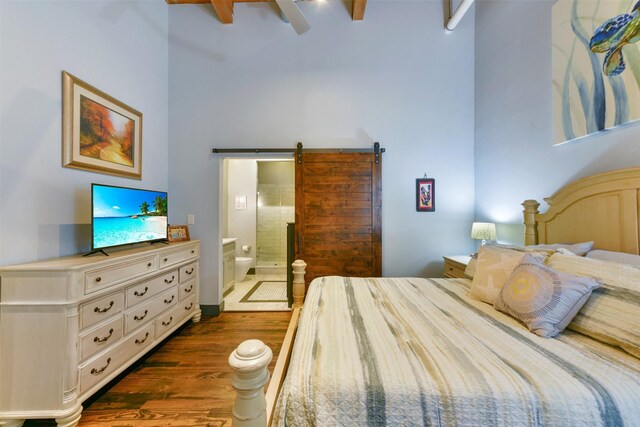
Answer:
26, 311, 291, 427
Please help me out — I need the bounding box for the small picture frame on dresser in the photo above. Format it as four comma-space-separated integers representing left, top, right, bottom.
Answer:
168, 225, 190, 242
416, 178, 435, 212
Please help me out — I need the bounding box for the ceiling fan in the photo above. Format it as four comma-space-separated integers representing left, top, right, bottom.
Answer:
275, 0, 311, 35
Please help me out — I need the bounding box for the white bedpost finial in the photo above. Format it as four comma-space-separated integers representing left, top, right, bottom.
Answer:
228, 339, 273, 427
292, 259, 307, 308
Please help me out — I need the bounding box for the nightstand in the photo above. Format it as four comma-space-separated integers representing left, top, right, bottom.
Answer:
443, 255, 471, 278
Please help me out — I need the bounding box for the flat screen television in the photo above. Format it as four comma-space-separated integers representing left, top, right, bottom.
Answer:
90, 183, 168, 254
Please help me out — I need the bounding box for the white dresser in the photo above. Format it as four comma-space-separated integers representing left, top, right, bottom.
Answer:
0, 240, 201, 427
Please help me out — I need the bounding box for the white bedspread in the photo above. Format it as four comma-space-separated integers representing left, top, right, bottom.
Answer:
273, 276, 640, 426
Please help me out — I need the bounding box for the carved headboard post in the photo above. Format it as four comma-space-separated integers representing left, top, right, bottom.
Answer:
522, 199, 540, 246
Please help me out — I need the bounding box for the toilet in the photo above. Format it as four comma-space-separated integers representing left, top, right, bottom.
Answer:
235, 257, 253, 283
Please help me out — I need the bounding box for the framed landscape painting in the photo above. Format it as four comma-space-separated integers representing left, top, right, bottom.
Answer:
62, 71, 142, 179
552, 0, 640, 145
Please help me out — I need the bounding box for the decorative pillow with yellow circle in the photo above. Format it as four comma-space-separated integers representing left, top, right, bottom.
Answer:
494, 254, 601, 338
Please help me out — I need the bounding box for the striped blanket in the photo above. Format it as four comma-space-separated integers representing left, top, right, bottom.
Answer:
273, 276, 640, 426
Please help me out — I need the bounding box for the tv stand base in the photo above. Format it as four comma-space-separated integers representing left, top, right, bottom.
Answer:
83, 249, 109, 257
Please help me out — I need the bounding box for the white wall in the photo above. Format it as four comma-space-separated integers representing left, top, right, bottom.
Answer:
475, 0, 640, 243
226, 159, 257, 264
168, 1, 477, 307
0, 1, 169, 265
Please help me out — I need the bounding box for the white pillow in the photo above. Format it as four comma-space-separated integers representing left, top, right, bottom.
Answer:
547, 253, 640, 292
547, 253, 640, 358
527, 241, 594, 256
464, 255, 477, 278
469, 245, 546, 304
494, 254, 601, 338
586, 249, 640, 267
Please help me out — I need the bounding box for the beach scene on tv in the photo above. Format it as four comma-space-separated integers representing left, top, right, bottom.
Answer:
93, 185, 168, 249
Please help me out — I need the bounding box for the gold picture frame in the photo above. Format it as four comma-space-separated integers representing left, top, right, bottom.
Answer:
62, 71, 142, 179
167, 225, 190, 242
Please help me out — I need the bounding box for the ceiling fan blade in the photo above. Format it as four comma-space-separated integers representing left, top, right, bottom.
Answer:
275, 0, 310, 35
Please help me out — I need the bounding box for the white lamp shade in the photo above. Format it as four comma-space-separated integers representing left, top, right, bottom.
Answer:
471, 222, 497, 241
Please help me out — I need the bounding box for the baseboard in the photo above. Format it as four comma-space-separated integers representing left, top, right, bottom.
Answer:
200, 303, 223, 316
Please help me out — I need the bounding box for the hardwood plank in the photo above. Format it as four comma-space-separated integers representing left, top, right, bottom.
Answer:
303, 224, 372, 233
303, 183, 372, 193
304, 232, 372, 243
305, 199, 371, 210
23, 312, 290, 426
303, 162, 371, 176
301, 152, 372, 163
304, 192, 372, 202
304, 175, 371, 185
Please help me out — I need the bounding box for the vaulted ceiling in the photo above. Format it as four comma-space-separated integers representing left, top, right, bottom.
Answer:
165, 0, 367, 24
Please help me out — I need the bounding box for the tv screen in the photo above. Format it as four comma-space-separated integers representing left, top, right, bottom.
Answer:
92, 184, 168, 251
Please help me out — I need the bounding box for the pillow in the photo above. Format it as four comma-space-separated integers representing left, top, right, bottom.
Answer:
527, 241, 594, 256
586, 249, 640, 267
494, 254, 601, 338
547, 253, 640, 291
547, 253, 640, 358
464, 254, 477, 278
469, 245, 547, 304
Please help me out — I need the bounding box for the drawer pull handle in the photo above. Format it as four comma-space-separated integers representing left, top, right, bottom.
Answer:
135, 332, 150, 344
184, 285, 193, 293
164, 295, 175, 304
164, 257, 168, 262
191, 250, 195, 254
94, 301, 114, 313
164, 275, 175, 284
185, 268, 194, 275
147, 262, 152, 267
93, 328, 114, 343
185, 302, 194, 310
134, 310, 149, 321
162, 316, 173, 326
134, 287, 149, 297
95, 277, 102, 283
90, 357, 111, 375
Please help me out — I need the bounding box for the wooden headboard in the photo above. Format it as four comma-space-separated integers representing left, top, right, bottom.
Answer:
523, 167, 640, 254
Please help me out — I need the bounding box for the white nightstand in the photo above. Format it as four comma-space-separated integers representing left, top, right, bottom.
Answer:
443, 255, 471, 278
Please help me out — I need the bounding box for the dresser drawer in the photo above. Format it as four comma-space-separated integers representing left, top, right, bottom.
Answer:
159, 245, 199, 269
80, 316, 123, 361
125, 270, 179, 307
79, 323, 154, 395
124, 288, 178, 334
85, 255, 157, 294
179, 262, 197, 282
178, 278, 197, 301
155, 294, 198, 338
80, 291, 125, 329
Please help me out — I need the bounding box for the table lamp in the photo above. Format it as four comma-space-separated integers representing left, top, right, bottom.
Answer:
471, 222, 496, 246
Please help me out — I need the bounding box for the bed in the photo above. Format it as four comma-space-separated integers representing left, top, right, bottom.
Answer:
229, 167, 640, 427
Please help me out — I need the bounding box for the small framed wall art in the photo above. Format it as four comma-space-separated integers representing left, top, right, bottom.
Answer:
62, 71, 143, 179
168, 225, 190, 242
416, 178, 435, 212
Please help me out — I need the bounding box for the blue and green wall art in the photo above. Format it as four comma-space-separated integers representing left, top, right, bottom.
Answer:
553, 0, 640, 145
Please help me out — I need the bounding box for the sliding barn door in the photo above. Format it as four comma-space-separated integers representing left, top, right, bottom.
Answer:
295, 151, 382, 287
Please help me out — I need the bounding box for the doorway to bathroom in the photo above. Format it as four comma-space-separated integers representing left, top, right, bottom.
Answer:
221, 158, 295, 311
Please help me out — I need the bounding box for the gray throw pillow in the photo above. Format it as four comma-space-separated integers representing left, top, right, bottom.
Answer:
494, 254, 601, 338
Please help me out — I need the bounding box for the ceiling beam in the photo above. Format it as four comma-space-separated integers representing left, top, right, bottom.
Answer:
210, 0, 234, 24
352, 0, 366, 21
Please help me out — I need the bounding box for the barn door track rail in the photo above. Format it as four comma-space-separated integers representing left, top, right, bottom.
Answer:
211, 142, 385, 164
